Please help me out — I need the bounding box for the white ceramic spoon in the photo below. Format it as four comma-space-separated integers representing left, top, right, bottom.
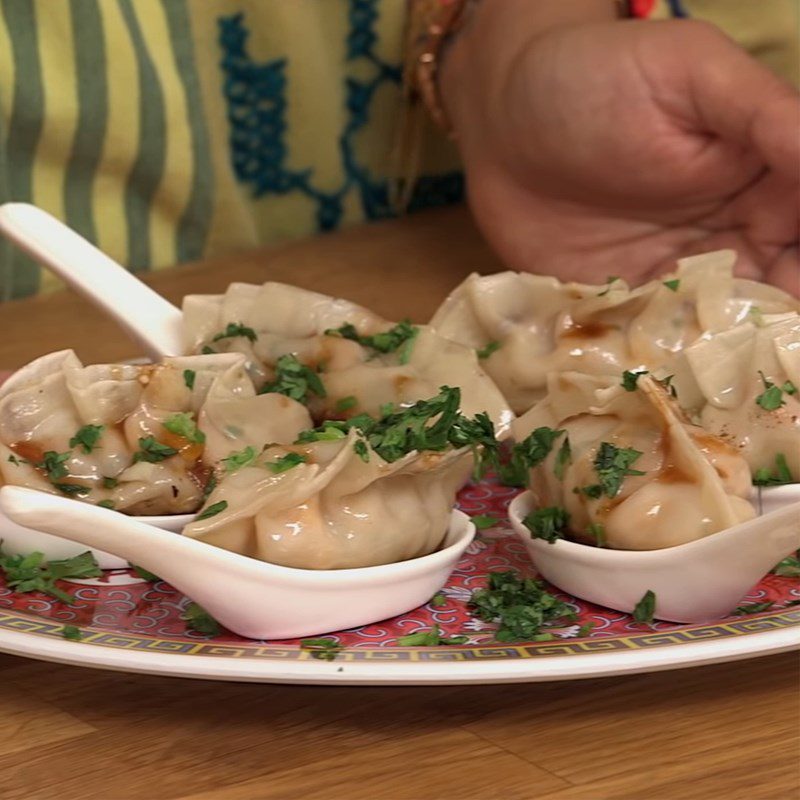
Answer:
509, 491, 800, 623
0, 486, 475, 640
0, 203, 183, 359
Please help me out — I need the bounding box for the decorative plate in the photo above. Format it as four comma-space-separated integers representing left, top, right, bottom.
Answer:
0, 478, 797, 684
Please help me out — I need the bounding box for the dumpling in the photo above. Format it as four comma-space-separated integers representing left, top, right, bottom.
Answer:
183, 281, 514, 436
182, 431, 472, 570
672, 312, 800, 482
430, 251, 800, 415
511, 372, 755, 550
0, 351, 312, 515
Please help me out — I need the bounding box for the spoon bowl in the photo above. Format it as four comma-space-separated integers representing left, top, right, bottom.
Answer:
0, 486, 475, 639
508, 490, 800, 623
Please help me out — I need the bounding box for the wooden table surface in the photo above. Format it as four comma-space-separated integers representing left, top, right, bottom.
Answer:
0, 207, 797, 800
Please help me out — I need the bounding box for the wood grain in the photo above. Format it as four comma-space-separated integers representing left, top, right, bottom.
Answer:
0, 207, 797, 799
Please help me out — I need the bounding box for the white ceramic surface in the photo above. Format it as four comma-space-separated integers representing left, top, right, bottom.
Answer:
0, 508, 194, 569
0, 203, 183, 359
0, 486, 475, 640
508, 490, 800, 623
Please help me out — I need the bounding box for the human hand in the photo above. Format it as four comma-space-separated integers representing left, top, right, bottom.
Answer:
441, 6, 800, 294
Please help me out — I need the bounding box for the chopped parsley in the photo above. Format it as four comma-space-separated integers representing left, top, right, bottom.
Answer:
69, 424, 104, 454
752, 453, 794, 486
260, 354, 327, 404
472, 514, 499, 530
396, 625, 468, 646
7, 454, 26, 466
202, 472, 218, 500
97, 499, 116, 509
586, 523, 607, 547
732, 601, 774, 616
181, 602, 220, 635
553, 436, 572, 480
183, 369, 196, 390
195, 500, 228, 520
581, 442, 645, 499
335, 395, 357, 413
61, 625, 82, 641
755, 372, 797, 411
132, 565, 161, 582
476, 340, 501, 360
132, 436, 178, 464
597, 275, 620, 297
773, 552, 800, 578
0, 549, 101, 605
663, 279, 680, 292
201, 345, 216, 355
222, 445, 259, 473
39, 450, 71, 481
632, 589, 656, 625
621, 369, 648, 392
353, 439, 369, 462
300, 637, 344, 660
103, 476, 119, 489
53, 483, 90, 497
430, 593, 447, 608
211, 322, 257, 343
500, 427, 565, 487
522, 506, 570, 544
163, 412, 206, 444
325, 320, 419, 364
468, 571, 575, 642
265, 452, 308, 473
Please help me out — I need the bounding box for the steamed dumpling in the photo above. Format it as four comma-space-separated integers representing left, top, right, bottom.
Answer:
182, 430, 471, 569
672, 312, 800, 481
0, 351, 311, 514
512, 373, 755, 550
183, 281, 514, 436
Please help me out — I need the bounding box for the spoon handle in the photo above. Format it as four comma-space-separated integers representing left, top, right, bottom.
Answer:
0, 203, 184, 359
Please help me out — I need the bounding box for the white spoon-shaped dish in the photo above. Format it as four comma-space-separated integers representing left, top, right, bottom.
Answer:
508, 490, 800, 623
0, 486, 475, 640
0, 203, 183, 359
0, 507, 194, 570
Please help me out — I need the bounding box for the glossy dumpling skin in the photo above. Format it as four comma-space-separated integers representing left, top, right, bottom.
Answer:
673, 313, 800, 480
0, 351, 311, 515
430, 251, 800, 415
182, 431, 470, 569
183, 282, 514, 437
512, 373, 755, 550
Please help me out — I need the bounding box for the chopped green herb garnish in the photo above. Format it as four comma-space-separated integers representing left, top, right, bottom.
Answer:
61, 625, 82, 641
773, 552, 800, 578
663, 279, 680, 292
335, 395, 357, 413
325, 320, 419, 363
430, 593, 447, 608
6, 454, 26, 466
755, 372, 797, 411
181, 602, 220, 635
500, 427, 565, 487
656, 374, 678, 398
468, 571, 576, 642
472, 514, 499, 530
553, 436, 572, 480
222, 445, 259, 473
597, 276, 620, 296
752, 453, 794, 486
260, 354, 327, 404
476, 340, 501, 360
202, 472, 218, 500
183, 369, 196, 390
300, 637, 344, 660
69, 424, 104, 454
39, 450, 71, 481
102, 476, 118, 489
523, 506, 570, 544
0, 549, 101, 605
132, 437, 179, 464
586, 522, 607, 547
581, 442, 645, 499
212, 322, 257, 343
295, 424, 348, 443
163, 412, 206, 444
732, 601, 774, 616
196, 500, 228, 520
132, 565, 161, 582
353, 439, 370, 462
577, 621, 596, 637
265, 452, 308, 473
201, 345, 216, 355
632, 589, 656, 625
53, 483, 90, 497
396, 625, 468, 646
97, 499, 116, 509
621, 369, 648, 392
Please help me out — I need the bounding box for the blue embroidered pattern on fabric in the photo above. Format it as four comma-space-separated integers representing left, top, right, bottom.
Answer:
218, 4, 462, 232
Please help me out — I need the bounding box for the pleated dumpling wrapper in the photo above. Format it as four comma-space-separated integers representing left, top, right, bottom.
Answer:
430, 251, 799, 415
181, 387, 494, 569
672, 312, 800, 483
182, 281, 514, 437
0, 351, 311, 515
510, 372, 755, 550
